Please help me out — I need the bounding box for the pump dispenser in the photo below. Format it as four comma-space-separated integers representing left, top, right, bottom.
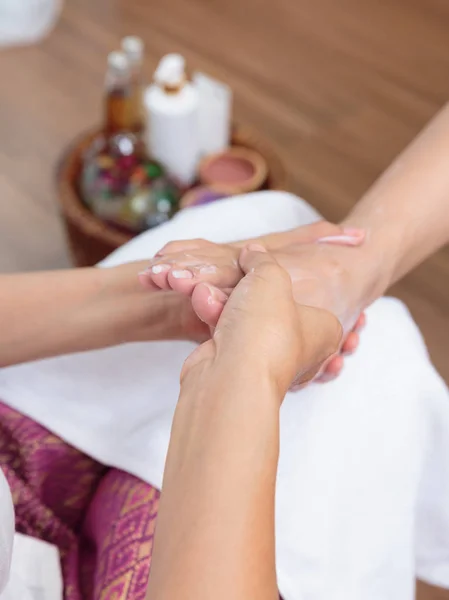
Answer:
145, 54, 200, 185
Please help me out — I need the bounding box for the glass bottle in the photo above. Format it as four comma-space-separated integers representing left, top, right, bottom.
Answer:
81, 51, 180, 233
104, 50, 142, 135
121, 35, 145, 128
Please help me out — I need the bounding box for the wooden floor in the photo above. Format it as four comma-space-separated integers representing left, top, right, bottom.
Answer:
0, 1, 448, 597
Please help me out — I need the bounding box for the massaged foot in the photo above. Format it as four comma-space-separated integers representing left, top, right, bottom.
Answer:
139, 222, 367, 381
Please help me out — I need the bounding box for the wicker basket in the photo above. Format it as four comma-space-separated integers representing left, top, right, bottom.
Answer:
56, 126, 287, 267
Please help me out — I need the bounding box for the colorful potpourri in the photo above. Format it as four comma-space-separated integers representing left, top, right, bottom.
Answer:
81, 132, 180, 233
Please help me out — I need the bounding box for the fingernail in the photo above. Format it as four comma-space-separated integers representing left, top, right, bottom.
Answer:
171, 269, 193, 279
151, 264, 170, 274
317, 235, 363, 246
204, 284, 228, 305
246, 243, 267, 252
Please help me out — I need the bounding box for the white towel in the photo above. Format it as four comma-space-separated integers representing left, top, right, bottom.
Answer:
0, 191, 448, 600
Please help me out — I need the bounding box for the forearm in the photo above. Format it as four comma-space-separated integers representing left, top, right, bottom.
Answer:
343, 102, 449, 297
0, 261, 184, 367
147, 367, 281, 600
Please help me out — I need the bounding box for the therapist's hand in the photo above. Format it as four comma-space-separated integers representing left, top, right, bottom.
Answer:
150, 246, 341, 600
140, 223, 369, 381
181, 245, 342, 397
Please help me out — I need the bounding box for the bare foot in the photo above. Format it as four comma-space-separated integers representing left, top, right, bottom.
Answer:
139, 222, 367, 383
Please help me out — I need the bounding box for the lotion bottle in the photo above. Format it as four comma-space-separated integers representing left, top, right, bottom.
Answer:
145, 54, 200, 186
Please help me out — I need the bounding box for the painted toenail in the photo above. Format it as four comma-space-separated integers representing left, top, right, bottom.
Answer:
172, 269, 193, 279
151, 264, 170, 274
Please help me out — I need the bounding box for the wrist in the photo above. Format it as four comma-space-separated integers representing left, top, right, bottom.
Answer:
180, 357, 284, 413
174, 371, 280, 466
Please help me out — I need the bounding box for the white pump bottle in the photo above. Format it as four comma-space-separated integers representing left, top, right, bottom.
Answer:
145, 54, 200, 186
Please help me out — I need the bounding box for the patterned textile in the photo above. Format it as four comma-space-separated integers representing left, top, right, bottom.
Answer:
0, 401, 160, 600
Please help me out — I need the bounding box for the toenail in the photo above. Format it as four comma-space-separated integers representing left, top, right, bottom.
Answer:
172, 269, 193, 279
151, 264, 170, 274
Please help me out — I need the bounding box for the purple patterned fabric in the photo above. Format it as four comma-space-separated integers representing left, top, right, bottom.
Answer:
0, 401, 160, 599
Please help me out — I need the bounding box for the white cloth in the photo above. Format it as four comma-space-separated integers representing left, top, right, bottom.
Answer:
0, 533, 62, 600
0, 191, 448, 599
0, 467, 62, 600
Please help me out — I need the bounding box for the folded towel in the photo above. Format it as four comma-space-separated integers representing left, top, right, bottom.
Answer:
0, 191, 448, 599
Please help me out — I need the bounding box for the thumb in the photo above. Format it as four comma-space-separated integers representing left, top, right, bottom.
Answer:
238, 244, 292, 292
211, 244, 292, 349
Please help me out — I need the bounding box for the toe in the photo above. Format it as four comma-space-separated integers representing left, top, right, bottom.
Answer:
317, 354, 344, 382
342, 331, 359, 354
167, 268, 197, 295
138, 271, 159, 290
191, 283, 227, 328
354, 313, 366, 331
148, 263, 171, 289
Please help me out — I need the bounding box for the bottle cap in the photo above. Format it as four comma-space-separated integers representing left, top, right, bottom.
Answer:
122, 36, 144, 60
154, 54, 185, 89
107, 51, 129, 72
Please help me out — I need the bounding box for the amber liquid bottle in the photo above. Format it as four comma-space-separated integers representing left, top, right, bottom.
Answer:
104, 50, 143, 138
121, 36, 145, 129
